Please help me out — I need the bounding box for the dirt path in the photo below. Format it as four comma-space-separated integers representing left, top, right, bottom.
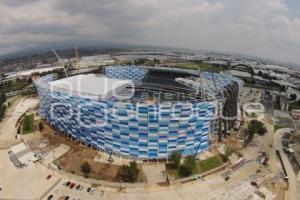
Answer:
0, 96, 38, 147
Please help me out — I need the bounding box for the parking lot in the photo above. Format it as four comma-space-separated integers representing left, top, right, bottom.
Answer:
43, 179, 106, 200
42, 159, 278, 200
0, 149, 60, 200
274, 110, 294, 129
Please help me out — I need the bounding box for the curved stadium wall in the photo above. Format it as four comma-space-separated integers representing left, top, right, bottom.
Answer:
35, 65, 242, 159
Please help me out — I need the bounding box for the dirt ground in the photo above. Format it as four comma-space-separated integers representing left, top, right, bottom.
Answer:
262, 178, 288, 200
27, 124, 67, 153
28, 122, 146, 183
57, 144, 146, 182
222, 134, 245, 152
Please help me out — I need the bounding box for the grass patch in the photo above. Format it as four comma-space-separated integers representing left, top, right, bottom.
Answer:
175, 62, 225, 72
22, 114, 35, 134
166, 155, 225, 179
197, 155, 224, 173
242, 77, 281, 91
289, 101, 300, 110
0, 80, 31, 93
274, 125, 284, 132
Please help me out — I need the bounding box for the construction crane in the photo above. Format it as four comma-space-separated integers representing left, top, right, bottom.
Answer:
75, 47, 81, 64
197, 66, 205, 100
52, 49, 72, 77
52, 49, 62, 61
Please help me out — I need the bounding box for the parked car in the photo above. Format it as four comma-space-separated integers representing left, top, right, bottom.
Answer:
76, 185, 81, 190
89, 188, 95, 194
69, 183, 76, 189
65, 182, 71, 187
64, 196, 69, 200
61, 179, 68, 185
46, 175, 52, 180
108, 156, 114, 163
251, 181, 258, 188
87, 187, 91, 192
47, 195, 53, 200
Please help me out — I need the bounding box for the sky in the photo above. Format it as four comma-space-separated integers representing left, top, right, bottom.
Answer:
0, 0, 300, 64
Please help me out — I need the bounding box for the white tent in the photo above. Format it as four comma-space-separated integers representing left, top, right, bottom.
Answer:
11, 143, 27, 155
18, 152, 38, 166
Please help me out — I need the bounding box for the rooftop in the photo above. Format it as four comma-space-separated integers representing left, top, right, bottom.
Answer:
226, 70, 251, 78
50, 74, 133, 100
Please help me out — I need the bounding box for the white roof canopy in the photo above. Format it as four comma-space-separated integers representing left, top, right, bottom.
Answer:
50, 74, 133, 100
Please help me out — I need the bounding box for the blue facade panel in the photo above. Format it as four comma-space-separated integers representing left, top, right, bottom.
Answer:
35, 66, 229, 159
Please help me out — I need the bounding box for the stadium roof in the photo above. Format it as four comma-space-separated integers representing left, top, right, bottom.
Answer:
50, 74, 133, 100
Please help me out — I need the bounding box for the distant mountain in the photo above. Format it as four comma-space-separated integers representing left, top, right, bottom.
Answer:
1, 40, 299, 69
0, 39, 133, 59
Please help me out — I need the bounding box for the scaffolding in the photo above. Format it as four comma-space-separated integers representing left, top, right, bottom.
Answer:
175, 70, 243, 145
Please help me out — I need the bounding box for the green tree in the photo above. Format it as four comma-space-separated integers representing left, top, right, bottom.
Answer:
170, 151, 181, 169
178, 164, 191, 177
153, 58, 160, 64
23, 115, 31, 132
0, 91, 6, 103
184, 155, 196, 169
280, 85, 286, 92
250, 120, 267, 136
178, 156, 196, 177
0, 104, 6, 120
120, 161, 139, 182
257, 126, 267, 136
245, 120, 267, 145
250, 112, 257, 118
81, 162, 91, 178
290, 94, 297, 101
27, 77, 33, 84
38, 122, 44, 131
0, 90, 6, 121
249, 68, 254, 78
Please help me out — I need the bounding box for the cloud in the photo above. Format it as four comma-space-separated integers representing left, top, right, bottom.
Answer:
0, 0, 299, 64
0, 0, 41, 7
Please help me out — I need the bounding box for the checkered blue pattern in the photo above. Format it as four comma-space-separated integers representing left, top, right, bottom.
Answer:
106, 65, 148, 85
36, 76, 214, 159
35, 68, 218, 159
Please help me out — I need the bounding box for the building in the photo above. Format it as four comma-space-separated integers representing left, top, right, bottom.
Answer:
279, 95, 289, 112
292, 110, 300, 119
9, 143, 38, 167
35, 65, 243, 160
226, 70, 251, 78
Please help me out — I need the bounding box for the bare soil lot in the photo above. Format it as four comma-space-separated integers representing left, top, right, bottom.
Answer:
28, 122, 146, 183
57, 144, 146, 182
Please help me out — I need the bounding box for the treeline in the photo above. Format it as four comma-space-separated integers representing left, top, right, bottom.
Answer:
257, 71, 278, 80
0, 90, 7, 121
245, 120, 267, 145
0, 78, 32, 93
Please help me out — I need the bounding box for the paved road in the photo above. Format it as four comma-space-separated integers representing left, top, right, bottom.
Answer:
44, 162, 266, 200
275, 128, 300, 200
0, 94, 283, 200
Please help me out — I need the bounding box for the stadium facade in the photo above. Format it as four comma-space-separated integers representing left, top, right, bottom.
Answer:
35, 65, 243, 160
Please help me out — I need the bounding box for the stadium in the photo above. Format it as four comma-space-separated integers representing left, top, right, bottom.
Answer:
35, 65, 243, 160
